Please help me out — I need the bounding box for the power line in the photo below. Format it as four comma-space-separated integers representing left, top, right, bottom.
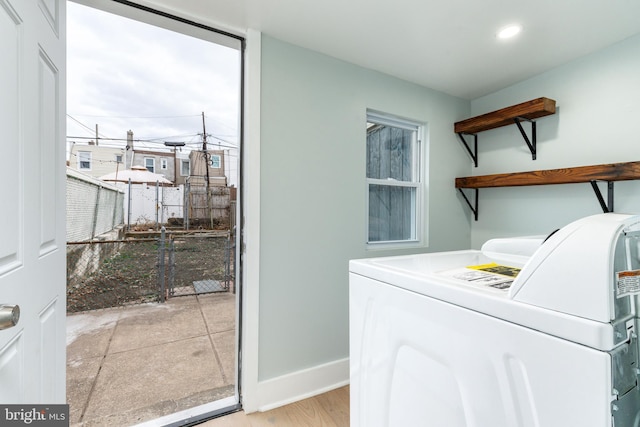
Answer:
67, 135, 238, 150
69, 113, 202, 119
67, 114, 106, 137
67, 135, 200, 144
67, 115, 238, 147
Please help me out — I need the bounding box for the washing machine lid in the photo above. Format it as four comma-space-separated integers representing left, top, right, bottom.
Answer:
349, 214, 640, 351
510, 213, 640, 324
350, 250, 617, 351
481, 235, 546, 258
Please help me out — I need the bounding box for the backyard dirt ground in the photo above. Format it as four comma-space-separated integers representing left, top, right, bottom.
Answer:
67, 235, 233, 313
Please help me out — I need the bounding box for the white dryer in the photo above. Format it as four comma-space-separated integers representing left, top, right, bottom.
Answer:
349, 213, 640, 427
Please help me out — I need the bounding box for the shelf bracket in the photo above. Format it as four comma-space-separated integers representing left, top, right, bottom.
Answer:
590, 180, 614, 213
457, 188, 479, 221
457, 133, 478, 167
513, 117, 537, 160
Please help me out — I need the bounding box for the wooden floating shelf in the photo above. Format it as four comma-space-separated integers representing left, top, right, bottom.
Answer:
453, 97, 557, 166
455, 161, 640, 221
454, 97, 556, 134
455, 161, 640, 189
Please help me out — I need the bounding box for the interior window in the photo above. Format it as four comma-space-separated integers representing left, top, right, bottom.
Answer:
366, 111, 422, 246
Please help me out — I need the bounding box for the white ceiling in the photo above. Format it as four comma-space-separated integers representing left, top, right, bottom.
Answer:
143, 0, 640, 99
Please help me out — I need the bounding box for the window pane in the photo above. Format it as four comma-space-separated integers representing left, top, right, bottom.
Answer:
181, 160, 190, 176
368, 184, 415, 242
79, 151, 91, 169
145, 158, 154, 172
367, 124, 414, 181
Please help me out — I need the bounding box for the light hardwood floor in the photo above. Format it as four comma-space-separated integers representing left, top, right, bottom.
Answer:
200, 386, 349, 427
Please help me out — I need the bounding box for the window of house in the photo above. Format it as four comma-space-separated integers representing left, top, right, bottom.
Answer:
115, 154, 123, 163
181, 160, 190, 176
366, 111, 423, 247
78, 151, 91, 170
145, 157, 155, 173
210, 154, 221, 169
161, 158, 168, 170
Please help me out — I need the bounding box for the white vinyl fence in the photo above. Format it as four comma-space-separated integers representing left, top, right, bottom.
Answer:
121, 183, 184, 229
122, 183, 230, 230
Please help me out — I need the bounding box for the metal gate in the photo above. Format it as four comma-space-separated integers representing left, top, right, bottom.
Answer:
157, 228, 235, 300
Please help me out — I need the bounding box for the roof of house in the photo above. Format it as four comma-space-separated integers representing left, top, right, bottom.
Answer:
99, 165, 173, 186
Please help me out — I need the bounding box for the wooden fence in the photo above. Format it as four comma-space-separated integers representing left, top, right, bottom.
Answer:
185, 184, 231, 229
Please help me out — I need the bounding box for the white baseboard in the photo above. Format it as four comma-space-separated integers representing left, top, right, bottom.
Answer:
253, 357, 350, 412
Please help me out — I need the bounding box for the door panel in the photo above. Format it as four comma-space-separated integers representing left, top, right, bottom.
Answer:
0, 0, 66, 404
0, 0, 22, 276
0, 334, 24, 402
39, 301, 58, 400
38, 50, 60, 253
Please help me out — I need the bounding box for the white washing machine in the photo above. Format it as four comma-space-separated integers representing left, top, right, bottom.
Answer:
349, 213, 640, 427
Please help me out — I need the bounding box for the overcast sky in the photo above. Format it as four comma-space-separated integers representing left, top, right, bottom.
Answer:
66, 2, 241, 157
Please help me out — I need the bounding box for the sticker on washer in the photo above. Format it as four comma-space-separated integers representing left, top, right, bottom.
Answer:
616, 270, 640, 298
438, 263, 520, 290
466, 262, 521, 278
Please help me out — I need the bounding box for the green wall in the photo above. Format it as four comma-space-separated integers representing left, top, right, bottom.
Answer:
259, 35, 470, 380
468, 34, 640, 248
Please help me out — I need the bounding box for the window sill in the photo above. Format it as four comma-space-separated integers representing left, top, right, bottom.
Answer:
366, 239, 424, 251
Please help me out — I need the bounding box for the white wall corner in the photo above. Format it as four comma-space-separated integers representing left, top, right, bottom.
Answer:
240, 27, 262, 414
255, 357, 350, 412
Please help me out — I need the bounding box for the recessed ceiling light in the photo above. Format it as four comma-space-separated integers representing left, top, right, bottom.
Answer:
497, 24, 522, 40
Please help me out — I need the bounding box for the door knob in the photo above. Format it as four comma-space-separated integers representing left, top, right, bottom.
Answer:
0, 305, 20, 330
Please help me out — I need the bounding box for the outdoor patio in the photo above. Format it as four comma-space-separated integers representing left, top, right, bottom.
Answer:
66, 292, 236, 426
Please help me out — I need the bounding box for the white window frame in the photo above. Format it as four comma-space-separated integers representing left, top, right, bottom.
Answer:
144, 157, 155, 173
78, 151, 92, 170
210, 154, 221, 169
366, 110, 424, 249
161, 158, 168, 170
180, 159, 190, 176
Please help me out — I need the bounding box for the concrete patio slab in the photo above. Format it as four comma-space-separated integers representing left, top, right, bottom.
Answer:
67, 356, 102, 424
211, 329, 236, 382
199, 293, 236, 333
109, 298, 207, 353
67, 310, 120, 360
67, 294, 236, 427
84, 335, 224, 418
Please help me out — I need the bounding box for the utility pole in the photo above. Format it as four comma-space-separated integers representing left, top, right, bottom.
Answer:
95, 124, 99, 146
202, 112, 213, 229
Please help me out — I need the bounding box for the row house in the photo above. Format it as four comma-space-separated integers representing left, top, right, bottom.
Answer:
68, 141, 126, 179
68, 131, 231, 187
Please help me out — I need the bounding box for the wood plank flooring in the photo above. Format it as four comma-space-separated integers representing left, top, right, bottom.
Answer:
200, 386, 349, 427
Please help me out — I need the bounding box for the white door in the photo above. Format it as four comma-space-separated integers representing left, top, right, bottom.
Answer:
0, 0, 66, 403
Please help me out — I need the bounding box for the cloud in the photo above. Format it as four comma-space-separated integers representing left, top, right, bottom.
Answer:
67, 2, 240, 151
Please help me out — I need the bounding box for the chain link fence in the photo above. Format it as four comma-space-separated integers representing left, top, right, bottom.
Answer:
158, 230, 235, 300
67, 169, 125, 242
67, 231, 235, 313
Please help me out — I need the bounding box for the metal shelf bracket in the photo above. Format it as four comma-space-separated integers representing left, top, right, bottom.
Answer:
457, 133, 478, 167
457, 188, 479, 221
513, 117, 537, 160
590, 180, 614, 213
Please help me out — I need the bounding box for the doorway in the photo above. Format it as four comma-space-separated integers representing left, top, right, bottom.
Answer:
65, 1, 243, 425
